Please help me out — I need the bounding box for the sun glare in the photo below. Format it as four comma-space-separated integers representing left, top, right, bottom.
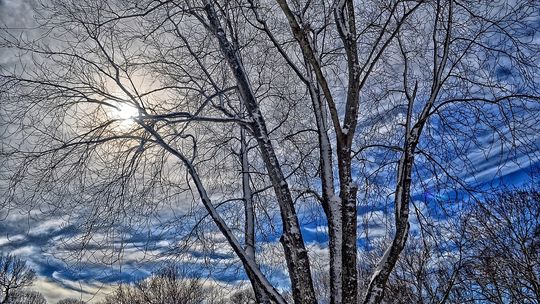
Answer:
108, 101, 139, 128
116, 103, 139, 120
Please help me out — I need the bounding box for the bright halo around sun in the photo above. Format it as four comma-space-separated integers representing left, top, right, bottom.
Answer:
116, 102, 139, 120
108, 101, 139, 129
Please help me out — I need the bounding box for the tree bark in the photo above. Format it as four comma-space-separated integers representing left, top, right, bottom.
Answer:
274, 0, 362, 301
362, 125, 420, 304
202, 2, 317, 303
337, 146, 359, 304
305, 63, 343, 304
241, 128, 271, 304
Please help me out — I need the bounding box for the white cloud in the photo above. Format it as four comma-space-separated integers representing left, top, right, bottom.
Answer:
28, 218, 68, 236
0, 234, 26, 246
11, 245, 36, 256
33, 276, 114, 303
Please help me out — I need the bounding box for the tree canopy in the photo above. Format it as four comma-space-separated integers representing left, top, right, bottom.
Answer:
1, 0, 539, 303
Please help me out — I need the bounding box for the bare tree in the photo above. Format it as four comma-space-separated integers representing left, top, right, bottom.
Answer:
7, 289, 47, 304
98, 265, 230, 304
228, 288, 257, 304
56, 299, 86, 304
462, 189, 540, 304
355, 187, 540, 304
0, 255, 36, 304
1, 0, 539, 303
135, 266, 207, 304
376, 220, 469, 304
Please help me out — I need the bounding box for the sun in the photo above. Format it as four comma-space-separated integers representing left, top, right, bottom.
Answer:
115, 102, 139, 120
107, 101, 140, 128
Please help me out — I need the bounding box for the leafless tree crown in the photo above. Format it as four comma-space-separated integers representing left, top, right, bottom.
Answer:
1, 0, 539, 303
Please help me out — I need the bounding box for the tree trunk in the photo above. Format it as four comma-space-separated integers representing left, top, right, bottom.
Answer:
306, 64, 343, 304
241, 128, 272, 304
337, 147, 359, 304
202, 2, 317, 303
1, 287, 10, 304
362, 137, 418, 304
141, 124, 287, 304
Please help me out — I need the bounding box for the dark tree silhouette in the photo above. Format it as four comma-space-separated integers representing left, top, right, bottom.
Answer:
56, 298, 86, 304
462, 189, 540, 303
7, 289, 47, 304
0, 255, 36, 304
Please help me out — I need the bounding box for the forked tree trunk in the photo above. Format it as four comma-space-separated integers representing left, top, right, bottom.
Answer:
203, 2, 317, 303
306, 65, 343, 304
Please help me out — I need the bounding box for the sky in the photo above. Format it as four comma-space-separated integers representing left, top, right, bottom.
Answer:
1, 0, 540, 303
